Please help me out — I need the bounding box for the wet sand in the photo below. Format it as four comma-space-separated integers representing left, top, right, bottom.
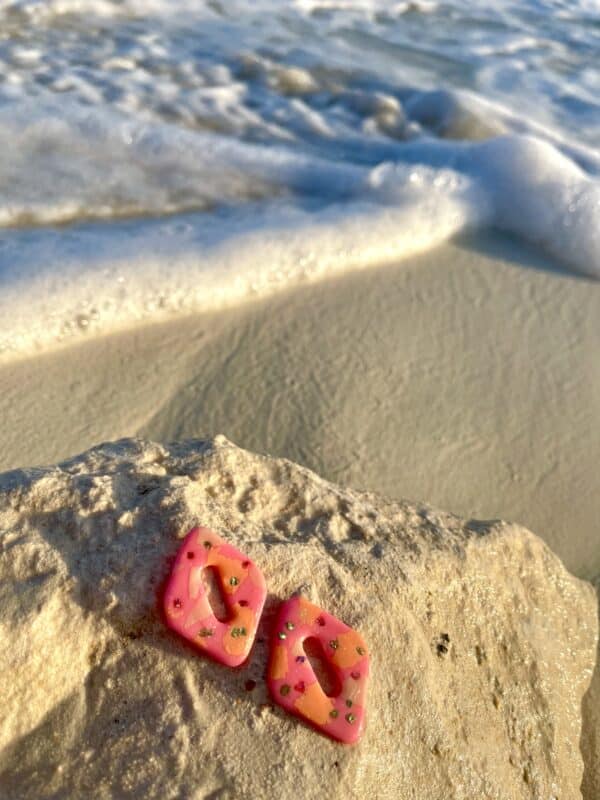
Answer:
1, 232, 598, 579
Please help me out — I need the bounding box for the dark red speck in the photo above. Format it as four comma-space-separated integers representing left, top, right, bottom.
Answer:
351, 671, 361, 680
239, 599, 249, 607
316, 616, 325, 626
294, 681, 306, 693
173, 598, 182, 609
187, 551, 195, 559
245, 679, 257, 691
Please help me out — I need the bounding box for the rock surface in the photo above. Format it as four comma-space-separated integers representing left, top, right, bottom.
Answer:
0, 437, 596, 799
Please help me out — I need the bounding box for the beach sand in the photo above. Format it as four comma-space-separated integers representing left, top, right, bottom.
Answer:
1, 232, 598, 581
1, 231, 599, 793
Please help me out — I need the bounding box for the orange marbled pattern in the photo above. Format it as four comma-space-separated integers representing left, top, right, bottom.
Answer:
163, 526, 267, 667
267, 595, 369, 744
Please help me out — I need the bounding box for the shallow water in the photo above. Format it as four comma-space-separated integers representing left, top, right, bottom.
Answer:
0, 0, 599, 357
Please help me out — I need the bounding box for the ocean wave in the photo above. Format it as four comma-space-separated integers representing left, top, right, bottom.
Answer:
1, 128, 598, 360
0, 0, 598, 359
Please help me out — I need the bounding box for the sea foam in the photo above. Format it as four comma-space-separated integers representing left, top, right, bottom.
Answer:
0, 0, 598, 359
1, 127, 598, 360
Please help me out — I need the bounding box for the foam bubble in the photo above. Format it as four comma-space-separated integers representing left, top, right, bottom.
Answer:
464, 136, 600, 278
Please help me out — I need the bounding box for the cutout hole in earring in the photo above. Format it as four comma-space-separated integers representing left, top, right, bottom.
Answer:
303, 636, 342, 698
201, 566, 231, 623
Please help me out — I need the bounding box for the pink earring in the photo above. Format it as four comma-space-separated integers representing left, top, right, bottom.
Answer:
163, 526, 267, 667
267, 595, 369, 744
163, 530, 370, 743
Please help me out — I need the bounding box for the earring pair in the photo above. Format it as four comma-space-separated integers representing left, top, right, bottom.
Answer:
163, 526, 369, 744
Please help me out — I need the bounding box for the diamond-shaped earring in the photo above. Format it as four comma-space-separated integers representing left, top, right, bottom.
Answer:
267, 595, 369, 743
163, 526, 267, 667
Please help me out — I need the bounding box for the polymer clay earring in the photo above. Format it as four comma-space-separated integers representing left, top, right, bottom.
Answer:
267, 595, 369, 744
163, 526, 267, 667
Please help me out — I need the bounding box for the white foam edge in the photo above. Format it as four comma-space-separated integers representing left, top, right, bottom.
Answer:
1, 131, 599, 362
0, 173, 486, 362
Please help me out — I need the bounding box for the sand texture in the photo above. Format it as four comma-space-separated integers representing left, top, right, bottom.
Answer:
1, 234, 598, 584
582, 578, 600, 800
0, 437, 596, 799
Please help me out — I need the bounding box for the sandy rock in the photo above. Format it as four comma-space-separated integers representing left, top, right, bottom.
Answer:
0, 437, 596, 799
581, 578, 600, 800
